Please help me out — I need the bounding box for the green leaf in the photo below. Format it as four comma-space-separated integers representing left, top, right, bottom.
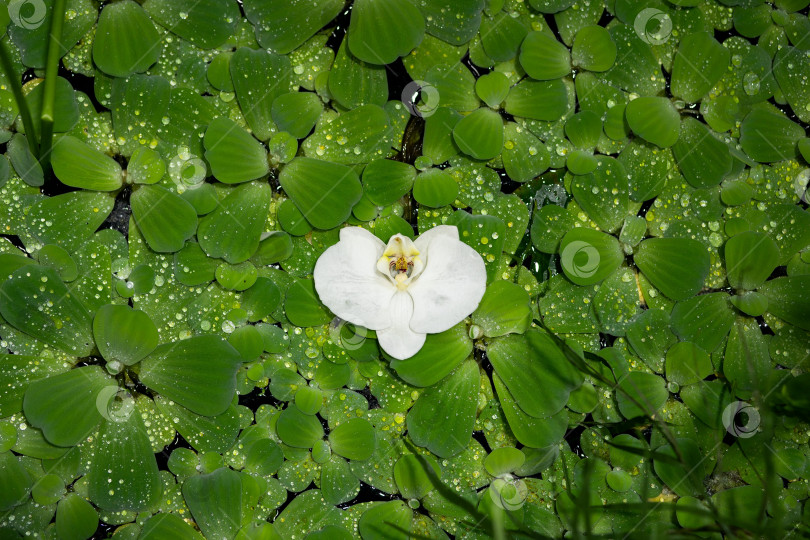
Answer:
774, 46, 810, 124
520, 31, 571, 80
493, 373, 568, 448
243, 0, 343, 53
328, 38, 388, 110
502, 122, 550, 183
271, 92, 323, 139
653, 439, 707, 497
93, 305, 158, 366
0, 265, 94, 356
87, 410, 162, 511
724, 318, 770, 399
230, 47, 292, 142
25, 76, 79, 137
131, 185, 198, 253
174, 242, 217, 286
51, 136, 122, 191
182, 468, 242, 540
671, 31, 730, 103
253, 232, 294, 266
725, 231, 780, 290
453, 107, 504, 161
558, 227, 624, 286
480, 11, 527, 62
475, 72, 510, 109
93, 0, 160, 77
407, 359, 478, 458
197, 181, 271, 264
572, 25, 616, 72
7, 0, 96, 69
626, 308, 676, 373
56, 494, 99, 540
447, 211, 505, 282
155, 398, 240, 453
23, 366, 111, 446
348, 0, 425, 64
571, 156, 630, 232
616, 371, 667, 419
142, 0, 239, 49
140, 513, 204, 540
488, 331, 583, 418
285, 278, 332, 327
472, 280, 531, 337
0, 354, 67, 418
634, 238, 710, 301
242, 277, 282, 323
415, 0, 484, 45
672, 117, 732, 189
329, 418, 376, 460
28, 191, 114, 253
303, 104, 393, 164
0, 451, 32, 511
139, 335, 242, 416
740, 107, 804, 163
321, 457, 360, 505
412, 169, 459, 207
625, 97, 680, 148
389, 323, 472, 387
217, 260, 259, 292
276, 404, 324, 448
7, 133, 43, 187
671, 293, 735, 353
126, 147, 165, 185
759, 276, 810, 331
485, 447, 525, 476
394, 454, 441, 500
665, 341, 712, 386
505, 79, 569, 121
358, 501, 412, 540
203, 117, 269, 184
279, 157, 363, 230
362, 159, 416, 206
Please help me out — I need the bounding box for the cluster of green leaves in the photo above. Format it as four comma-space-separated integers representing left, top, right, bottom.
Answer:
0, 0, 810, 538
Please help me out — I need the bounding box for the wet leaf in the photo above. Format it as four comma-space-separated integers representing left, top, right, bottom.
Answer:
139, 335, 242, 416
93, 0, 160, 77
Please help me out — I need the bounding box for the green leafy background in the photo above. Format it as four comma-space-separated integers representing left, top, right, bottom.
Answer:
0, 0, 809, 538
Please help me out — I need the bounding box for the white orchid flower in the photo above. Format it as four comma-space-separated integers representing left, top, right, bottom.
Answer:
313, 225, 487, 360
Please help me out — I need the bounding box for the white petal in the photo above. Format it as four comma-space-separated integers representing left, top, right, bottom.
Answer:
376, 292, 427, 360
414, 225, 459, 254
313, 227, 396, 330
407, 233, 487, 334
